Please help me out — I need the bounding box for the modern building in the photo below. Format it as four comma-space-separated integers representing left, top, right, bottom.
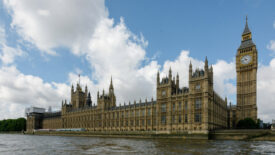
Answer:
26, 18, 258, 133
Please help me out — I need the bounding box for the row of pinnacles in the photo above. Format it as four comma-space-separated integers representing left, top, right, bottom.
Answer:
61, 76, 156, 112
61, 56, 225, 114
29, 56, 228, 132
157, 57, 214, 96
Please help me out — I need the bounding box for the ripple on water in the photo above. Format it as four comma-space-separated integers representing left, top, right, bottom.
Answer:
0, 134, 275, 155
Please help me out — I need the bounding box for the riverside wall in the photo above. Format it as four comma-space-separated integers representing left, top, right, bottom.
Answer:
26, 129, 275, 141
209, 129, 275, 141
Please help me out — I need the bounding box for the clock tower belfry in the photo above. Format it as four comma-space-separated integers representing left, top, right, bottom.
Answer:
236, 16, 258, 123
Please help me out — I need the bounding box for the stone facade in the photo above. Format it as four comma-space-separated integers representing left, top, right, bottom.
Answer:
26, 19, 258, 133
27, 58, 228, 133
228, 17, 258, 127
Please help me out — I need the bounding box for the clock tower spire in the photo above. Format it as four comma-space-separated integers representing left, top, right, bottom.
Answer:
236, 16, 258, 124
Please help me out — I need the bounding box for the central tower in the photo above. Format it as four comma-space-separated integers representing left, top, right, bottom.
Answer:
236, 17, 258, 122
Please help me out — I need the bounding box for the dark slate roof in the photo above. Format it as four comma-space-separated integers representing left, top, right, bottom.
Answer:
160, 77, 169, 84
238, 39, 255, 50
192, 69, 204, 78
43, 111, 61, 118
110, 101, 157, 111
242, 21, 251, 35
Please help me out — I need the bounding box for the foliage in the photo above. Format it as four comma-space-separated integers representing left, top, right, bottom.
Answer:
0, 118, 26, 132
236, 118, 258, 129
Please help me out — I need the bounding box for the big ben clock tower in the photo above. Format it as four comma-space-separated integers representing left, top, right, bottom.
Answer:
236, 17, 258, 122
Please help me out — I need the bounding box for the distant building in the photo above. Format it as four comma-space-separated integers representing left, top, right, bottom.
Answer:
26, 18, 258, 133
272, 120, 275, 131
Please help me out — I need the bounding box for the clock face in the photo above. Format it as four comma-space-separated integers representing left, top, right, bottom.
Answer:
241, 55, 252, 65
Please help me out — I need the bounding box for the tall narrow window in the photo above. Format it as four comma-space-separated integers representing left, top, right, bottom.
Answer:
179, 115, 182, 123
126, 111, 128, 118
184, 101, 188, 110
161, 115, 166, 124
172, 103, 175, 112
148, 108, 151, 116
136, 110, 139, 117
195, 113, 201, 122
195, 99, 201, 109
178, 102, 182, 111
185, 114, 188, 123
161, 104, 166, 112
148, 119, 151, 126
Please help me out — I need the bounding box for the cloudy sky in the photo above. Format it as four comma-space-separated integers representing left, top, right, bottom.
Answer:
0, 0, 274, 122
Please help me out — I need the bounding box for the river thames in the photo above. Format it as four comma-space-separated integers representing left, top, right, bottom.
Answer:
0, 134, 275, 155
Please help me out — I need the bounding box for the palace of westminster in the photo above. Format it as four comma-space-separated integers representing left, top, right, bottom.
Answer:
26, 19, 258, 133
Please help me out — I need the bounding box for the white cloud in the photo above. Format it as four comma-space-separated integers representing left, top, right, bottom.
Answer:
213, 60, 236, 100
0, 27, 5, 43
257, 59, 275, 122
4, 0, 108, 55
1, 0, 275, 123
0, 26, 24, 65
0, 66, 70, 119
267, 40, 275, 53
0, 44, 24, 65
85, 17, 157, 103
161, 51, 204, 87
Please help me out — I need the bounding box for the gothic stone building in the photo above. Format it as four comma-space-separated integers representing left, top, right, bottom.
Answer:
228, 17, 258, 128
27, 59, 228, 134
27, 19, 258, 133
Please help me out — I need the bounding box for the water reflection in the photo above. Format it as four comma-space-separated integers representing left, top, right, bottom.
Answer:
0, 134, 274, 155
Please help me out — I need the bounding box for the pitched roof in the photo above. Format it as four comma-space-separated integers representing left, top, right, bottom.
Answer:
242, 17, 251, 35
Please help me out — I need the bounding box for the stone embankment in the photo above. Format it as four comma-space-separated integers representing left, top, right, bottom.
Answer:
209, 129, 275, 141
27, 129, 275, 141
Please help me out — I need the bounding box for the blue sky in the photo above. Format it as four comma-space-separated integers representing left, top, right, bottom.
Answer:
106, 0, 275, 64
0, 0, 275, 121
1, 0, 275, 83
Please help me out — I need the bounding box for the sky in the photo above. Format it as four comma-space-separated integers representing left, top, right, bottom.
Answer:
0, 0, 275, 122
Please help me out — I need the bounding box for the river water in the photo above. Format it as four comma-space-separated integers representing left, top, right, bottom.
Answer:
0, 134, 275, 155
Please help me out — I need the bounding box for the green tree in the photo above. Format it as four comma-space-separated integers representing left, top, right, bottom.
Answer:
237, 118, 258, 129
0, 118, 26, 132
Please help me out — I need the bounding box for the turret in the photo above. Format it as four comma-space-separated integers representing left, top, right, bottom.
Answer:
169, 67, 172, 82
85, 85, 88, 96
239, 16, 255, 51
176, 73, 179, 92
71, 84, 74, 94
157, 71, 160, 85
242, 16, 252, 41
86, 92, 92, 106
109, 76, 114, 93
189, 61, 192, 79
204, 56, 208, 73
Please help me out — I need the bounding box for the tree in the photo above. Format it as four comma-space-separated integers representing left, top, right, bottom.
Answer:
0, 118, 26, 132
237, 118, 258, 129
